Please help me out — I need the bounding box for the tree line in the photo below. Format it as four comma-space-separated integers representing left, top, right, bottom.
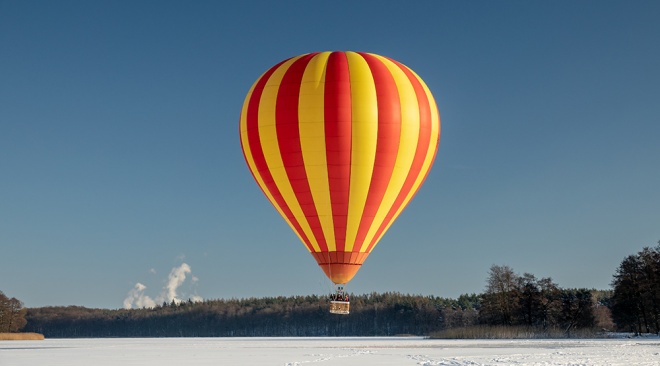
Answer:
20, 282, 611, 338
25, 293, 466, 337
8, 241, 660, 337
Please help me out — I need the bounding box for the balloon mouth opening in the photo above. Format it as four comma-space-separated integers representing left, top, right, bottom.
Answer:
319, 263, 362, 284
311, 252, 369, 284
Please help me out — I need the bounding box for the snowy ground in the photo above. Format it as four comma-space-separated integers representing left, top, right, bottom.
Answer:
2, 337, 659, 366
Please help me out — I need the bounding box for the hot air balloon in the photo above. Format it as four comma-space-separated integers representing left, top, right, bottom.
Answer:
239, 51, 440, 314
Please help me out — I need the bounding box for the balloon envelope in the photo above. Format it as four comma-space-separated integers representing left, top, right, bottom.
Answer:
240, 51, 440, 284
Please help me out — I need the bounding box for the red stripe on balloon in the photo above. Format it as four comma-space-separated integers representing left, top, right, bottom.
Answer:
364, 58, 437, 253
324, 52, 352, 253
244, 58, 315, 252
276, 53, 329, 252
352, 52, 402, 252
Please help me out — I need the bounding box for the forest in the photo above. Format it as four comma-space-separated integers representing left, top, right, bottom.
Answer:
23, 288, 607, 338
4, 243, 660, 338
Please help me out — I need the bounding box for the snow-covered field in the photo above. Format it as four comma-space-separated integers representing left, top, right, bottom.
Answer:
2, 337, 659, 366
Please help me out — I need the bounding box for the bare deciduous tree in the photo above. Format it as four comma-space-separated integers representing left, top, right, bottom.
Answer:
0, 291, 28, 333
482, 265, 519, 325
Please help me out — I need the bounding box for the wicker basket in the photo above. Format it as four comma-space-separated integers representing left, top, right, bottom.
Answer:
329, 301, 350, 314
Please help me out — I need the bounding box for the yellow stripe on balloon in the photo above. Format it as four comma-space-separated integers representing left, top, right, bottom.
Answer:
239, 81, 257, 172
240, 73, 305, 246
344, 52, 378, 252
359, 54, 420, 253
259, 55, 322, 252
299, 52, 336, 252
369, 68, 440, 250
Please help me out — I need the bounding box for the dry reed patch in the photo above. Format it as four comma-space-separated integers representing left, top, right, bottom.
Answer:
0, 333, 45, 340
430, 325, 603, 339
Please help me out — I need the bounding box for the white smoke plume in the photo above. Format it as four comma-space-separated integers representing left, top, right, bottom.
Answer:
163, 263, 191, 305
190, 295, 203, 302
123, 263, 202, 309
123, 283, 157, 309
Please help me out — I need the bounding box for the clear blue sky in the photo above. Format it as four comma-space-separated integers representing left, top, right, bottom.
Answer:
2, 1, 659, 309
